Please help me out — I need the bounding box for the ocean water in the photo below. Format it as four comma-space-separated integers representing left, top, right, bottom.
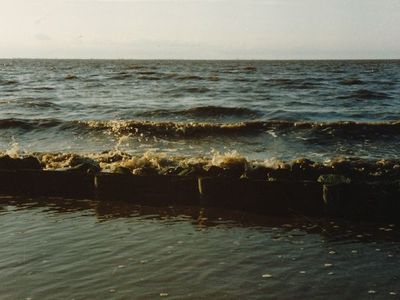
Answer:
0, 197, 399, 300
1, 60, 400, 299
1, 59, 400, 164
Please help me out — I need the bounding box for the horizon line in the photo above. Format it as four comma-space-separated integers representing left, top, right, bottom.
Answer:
1, 57, 400, 61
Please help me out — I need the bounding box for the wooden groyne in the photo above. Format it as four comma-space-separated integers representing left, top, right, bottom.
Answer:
1, 155, 399, 220
1, 169, 399, 220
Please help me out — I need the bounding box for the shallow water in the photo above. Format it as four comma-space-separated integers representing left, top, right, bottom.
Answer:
0, 197, 399, 299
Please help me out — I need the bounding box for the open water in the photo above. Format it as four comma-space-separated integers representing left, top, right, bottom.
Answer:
1, 59, 400, 162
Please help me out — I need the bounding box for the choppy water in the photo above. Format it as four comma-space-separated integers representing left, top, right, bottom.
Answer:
1, 59, 400, 162
0, 197, 399, 300
1, 61, 400, 299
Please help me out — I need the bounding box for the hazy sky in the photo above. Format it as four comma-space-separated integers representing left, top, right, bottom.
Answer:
1, 0, 399, 59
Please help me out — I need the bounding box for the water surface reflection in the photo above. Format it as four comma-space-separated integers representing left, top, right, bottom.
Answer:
0, 196, 399, 299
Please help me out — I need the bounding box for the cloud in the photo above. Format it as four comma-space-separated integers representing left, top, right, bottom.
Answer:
35, 33, 51, 41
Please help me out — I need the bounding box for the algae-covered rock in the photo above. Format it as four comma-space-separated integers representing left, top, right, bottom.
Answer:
112, 166, 132, 175
69, 156, 101, 173
160, 166, 184, 176
177, 167, 199, 177
132, 166, 159, 176
70, 163, 101, 174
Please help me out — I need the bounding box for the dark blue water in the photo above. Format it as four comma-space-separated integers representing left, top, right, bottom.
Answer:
1, 59, 400, 162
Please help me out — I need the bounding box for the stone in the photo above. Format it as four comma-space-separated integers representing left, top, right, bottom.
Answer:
112, 166, 132, 175
68, 156, 100, 173
69, 162, 101, 174
132, 166, 159, 176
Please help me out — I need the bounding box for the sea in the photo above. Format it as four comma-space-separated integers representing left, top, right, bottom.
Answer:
1, 59, 400, 299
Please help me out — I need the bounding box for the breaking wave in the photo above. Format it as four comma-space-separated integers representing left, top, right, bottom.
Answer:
2, 149, 399, 182
1, 118, 400, 140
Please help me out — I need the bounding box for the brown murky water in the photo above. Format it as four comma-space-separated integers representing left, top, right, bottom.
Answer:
0, 196, 399, 299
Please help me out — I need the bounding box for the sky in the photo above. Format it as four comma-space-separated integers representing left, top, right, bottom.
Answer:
0, 0, 399, 59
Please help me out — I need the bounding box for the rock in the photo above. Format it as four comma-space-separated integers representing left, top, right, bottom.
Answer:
112, 166, 132, 175
69, 156, 101, 173
177, 167, 198, 177
160, 166, 184, 176
318, 174, 351, 186
70, 156, 99, 167
69, 163, 101, 174
132, 166, 159, 176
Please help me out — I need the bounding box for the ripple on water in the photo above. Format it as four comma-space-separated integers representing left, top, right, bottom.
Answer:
0, 197, 399, 299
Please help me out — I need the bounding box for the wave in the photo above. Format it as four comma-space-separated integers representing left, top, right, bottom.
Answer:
0, 118, 63, 130
2, 150, 399, 182
340, 78, 364, 85
78, 120, 400, 140
0, 79, 18, 85
185, 87, 210, 93
338, 89, 391, 100
176, 75, 204, 81
264, 78, 319, 89
30, 86, 56, 91
1, 118, 400, 139
137, 71, 158, 75
243, 66, 257, 72
64, 75, 78, 80
21, 101, 60, 109
110, 73, 133, 80
137, 106, 261, 118
138, 76, 161, 81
